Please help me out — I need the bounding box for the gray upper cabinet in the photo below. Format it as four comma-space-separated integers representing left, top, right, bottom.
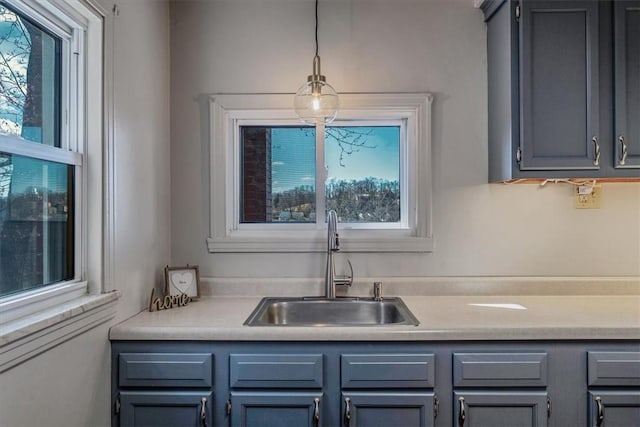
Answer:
614, 1, 640, 169
520, 0, 600, 172
483, 0, 640, 181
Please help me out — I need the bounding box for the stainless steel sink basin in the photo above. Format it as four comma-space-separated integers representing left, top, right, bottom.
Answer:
244, 297, 419, 326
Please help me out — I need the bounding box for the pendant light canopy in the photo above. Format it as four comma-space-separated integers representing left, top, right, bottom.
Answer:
294, 0, 339, 124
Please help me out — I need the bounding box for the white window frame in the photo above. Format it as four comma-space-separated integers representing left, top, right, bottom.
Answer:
207, 93, 434, 253
0, 0, 108, 324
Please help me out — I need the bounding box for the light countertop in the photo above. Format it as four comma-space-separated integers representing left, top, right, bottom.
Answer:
109, 293, 640, 341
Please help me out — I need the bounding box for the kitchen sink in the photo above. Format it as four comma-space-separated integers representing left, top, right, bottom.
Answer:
244, 297, 419, 326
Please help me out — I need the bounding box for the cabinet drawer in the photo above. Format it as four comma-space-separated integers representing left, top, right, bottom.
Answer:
341, 354, 435, 388
588, 351, 640, 386
119, 353, 213, 387
453, 352, 547, 387
230, 354, 323, 388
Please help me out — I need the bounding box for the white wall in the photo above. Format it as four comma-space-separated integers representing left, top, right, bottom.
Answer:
170, 0, 640, 278
0, 1, 171, 426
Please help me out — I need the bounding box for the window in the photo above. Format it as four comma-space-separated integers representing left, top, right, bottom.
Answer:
240, 124, 402, 226
0, 0, 106, 324
208, 93, 433, 253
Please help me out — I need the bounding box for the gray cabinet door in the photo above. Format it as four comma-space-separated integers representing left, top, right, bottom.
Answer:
614, 1, 640, 169
230, 392, 322, 427
453, 391, 548, 427
119, 391, 212, 427
519, 0, 601, 171
341, 392, 435, 427
588, 391, 640, 427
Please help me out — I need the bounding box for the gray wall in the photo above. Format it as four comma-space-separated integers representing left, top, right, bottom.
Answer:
0, 1, 171, 426
170, 0, 640, 278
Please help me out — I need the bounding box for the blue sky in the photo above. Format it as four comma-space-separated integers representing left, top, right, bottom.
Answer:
271, 126, 400, 193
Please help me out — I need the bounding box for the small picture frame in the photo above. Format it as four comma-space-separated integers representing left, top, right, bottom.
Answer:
164, 265, 201, 300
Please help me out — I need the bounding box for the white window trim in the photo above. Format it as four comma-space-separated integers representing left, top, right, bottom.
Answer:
0, 0, 118, 372
207, 93, 434, 253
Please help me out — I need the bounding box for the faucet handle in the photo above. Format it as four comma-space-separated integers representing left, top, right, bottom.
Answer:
334, 259, 353, 287
373, 282, 383, 301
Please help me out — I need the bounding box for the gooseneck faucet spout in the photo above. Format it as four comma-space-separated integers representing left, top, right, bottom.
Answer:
325, 210, 352, 299
325, 210, 340, 298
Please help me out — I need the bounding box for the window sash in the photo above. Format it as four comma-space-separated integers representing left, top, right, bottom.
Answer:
0, 137, 82, 166
2, 0, 85, 155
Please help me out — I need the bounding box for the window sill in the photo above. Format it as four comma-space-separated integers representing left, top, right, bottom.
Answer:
206, 235, 435, 253
0, 290, 121, 373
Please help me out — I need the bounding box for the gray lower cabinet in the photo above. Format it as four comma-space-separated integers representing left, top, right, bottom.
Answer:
111, 341, 640, 427
228, 353, 325, 426
114, 351, 214, 427
453, 392, 548, 427
452, 352, 549, 427
482, 0, 640, 180
340, 353, 436, 427
119, 391, 212, 427
229, 392, 322, 427
227, 352, 436, 427
587, 351, 640, 427
588, 391, 640, 427
342, 392, 435, 427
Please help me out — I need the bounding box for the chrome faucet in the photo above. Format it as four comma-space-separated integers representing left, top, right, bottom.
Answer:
325, 210, 352, 298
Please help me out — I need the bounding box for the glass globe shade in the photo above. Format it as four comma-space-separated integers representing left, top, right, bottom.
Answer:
294, 80, 339, 125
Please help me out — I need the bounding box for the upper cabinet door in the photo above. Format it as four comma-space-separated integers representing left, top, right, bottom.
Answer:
519, 1, 601, 171
614, 1, 640, 169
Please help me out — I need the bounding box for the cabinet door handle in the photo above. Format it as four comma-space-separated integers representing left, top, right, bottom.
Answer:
592, 136, 601, 167
200, 397, 208, 427
595, 396, 604, 427
313, 397, 320, 427
619, 135, 628, 166
344, 397, 351, 427
458, 396, 466, 427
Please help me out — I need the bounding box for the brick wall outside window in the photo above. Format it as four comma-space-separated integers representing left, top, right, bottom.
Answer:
241, 127, 272, 222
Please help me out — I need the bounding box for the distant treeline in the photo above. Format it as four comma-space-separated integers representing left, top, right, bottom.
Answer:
273, 177, 400, 223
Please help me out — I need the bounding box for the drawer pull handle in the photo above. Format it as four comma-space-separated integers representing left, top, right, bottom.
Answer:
619, 135, 628, 166
344, 397, 351, 427
458, 396, 466, 427
592, 136, 601, 167
313, 397, 320, 427
200, 397, 208, 427
595, 396, 604, 427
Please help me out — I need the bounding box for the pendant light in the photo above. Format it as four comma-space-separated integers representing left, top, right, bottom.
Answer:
294, 0, 339, 124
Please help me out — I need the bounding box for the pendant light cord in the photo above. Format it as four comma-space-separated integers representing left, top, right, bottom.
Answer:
315, 0, 319, 57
